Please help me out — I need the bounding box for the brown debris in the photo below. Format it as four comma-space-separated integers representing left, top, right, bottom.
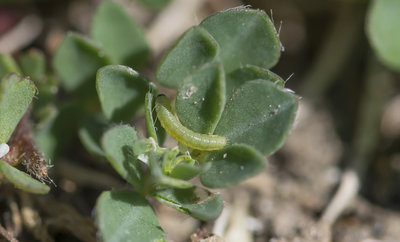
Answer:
2, 112, 50, 184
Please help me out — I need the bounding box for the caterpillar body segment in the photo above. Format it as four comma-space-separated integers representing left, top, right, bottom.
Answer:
155, 95, 226, 151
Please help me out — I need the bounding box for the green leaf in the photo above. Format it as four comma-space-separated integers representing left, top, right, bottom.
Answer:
200, 144, 265, 188
154, 174, 194, 189
0, 54, 21, 79
367, 0, 400, 71
18, 49, 46, 81
200, 8, 281, 73
53, 32, 112, 91
148, 152, 194, 189
137, 0, 171, 11
144, 89, 166, 145
156, 26, 219, 88
96, 190, 166, 242
0, 74, 36, 143
78, 116, 108, 158
101, 125, 142, 188
175, 62, 225, 134
214, 79, 298, 155
169, 162, 203, 181
145, 92, 158, 142
227, 65, 284, 98
152, 186, 223, 220
91, 1, 149, 67
156, 8, 281, 90
97, 65, 149, 122
0, 160, 50, 194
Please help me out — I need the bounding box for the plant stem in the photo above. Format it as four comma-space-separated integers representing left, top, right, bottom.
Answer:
320, 169, 359, 225
0, 223, 18, 242
7, 195, 22, 237
55, 159, 125, 190
320, 57, 393, 225
299, 4, 364, 100
0, 15, 42, 54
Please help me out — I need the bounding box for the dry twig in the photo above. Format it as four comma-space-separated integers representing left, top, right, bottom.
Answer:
0, 15, 42, 54
0, 223, 18, 242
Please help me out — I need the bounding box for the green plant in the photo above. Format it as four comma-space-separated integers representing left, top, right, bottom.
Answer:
91, 4, 298, 241
0, 2, 298, 241
367, 0, 400, 72
0, 55, 50, 194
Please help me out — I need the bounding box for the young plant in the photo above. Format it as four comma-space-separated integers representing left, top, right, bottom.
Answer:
0, 0, 297, 240
52, 3, 298, 241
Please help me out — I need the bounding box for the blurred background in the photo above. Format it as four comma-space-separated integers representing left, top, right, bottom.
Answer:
1, 0, 400, 241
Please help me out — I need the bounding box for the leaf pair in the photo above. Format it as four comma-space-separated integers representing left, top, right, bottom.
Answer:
0, 74, 50, 194
96, 189, 222, 242
96, 124, 223, 241
47, 1, 150, 158
53, 1, 149, 93
156, 8, 298, 188
156, 8, 281, 89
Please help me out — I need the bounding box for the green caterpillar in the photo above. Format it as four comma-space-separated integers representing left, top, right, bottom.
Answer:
155, 95, 226, 151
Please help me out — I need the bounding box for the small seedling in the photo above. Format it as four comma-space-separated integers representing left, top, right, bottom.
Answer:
66, 3, 299, 241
